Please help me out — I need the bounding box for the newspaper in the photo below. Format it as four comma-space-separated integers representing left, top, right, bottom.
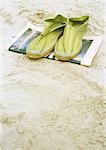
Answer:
8, 23, 103, 66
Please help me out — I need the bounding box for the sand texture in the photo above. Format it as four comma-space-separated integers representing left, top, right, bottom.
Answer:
0, 0, 106, 150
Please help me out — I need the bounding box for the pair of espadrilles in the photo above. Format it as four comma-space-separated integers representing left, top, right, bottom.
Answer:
26, 15, 89, 61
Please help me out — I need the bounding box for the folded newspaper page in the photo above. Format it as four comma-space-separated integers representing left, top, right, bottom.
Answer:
8, 23, 103, 67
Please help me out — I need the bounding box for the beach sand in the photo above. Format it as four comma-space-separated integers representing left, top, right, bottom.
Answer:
0, 0, 106, 150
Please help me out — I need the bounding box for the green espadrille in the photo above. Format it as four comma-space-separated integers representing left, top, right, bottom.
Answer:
26, 15, 66, 59
54, 16, 89, 61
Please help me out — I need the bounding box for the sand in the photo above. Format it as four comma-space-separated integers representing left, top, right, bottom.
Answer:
0, 0, 106, 150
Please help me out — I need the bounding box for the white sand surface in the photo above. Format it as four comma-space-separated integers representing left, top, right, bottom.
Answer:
0, 0, 106, 150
